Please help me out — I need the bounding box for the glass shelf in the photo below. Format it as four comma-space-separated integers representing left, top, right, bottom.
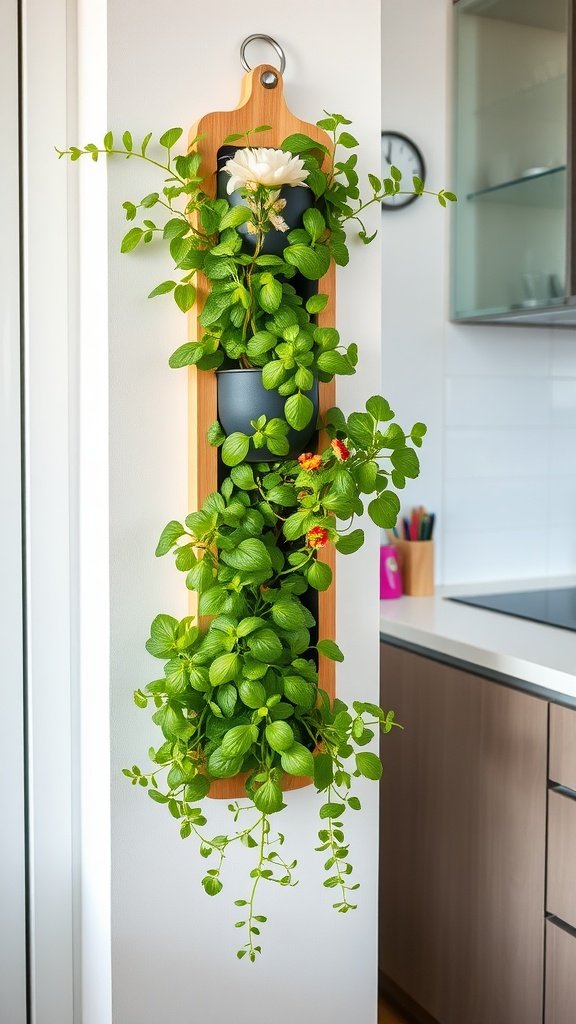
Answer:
467, 165, 566, 207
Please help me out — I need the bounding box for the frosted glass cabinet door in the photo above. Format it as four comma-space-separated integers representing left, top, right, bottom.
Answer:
452, 0, 571, 323
0, 2, 28, 1023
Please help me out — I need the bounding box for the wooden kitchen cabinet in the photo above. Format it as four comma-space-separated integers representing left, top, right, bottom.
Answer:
545, 919, 576, 1024
451, 0, 576, 325
379, 642, 548, 1024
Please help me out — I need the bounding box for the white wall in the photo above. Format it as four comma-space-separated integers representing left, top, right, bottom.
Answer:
78, 3, 382, 1022
381, 0, 576, 585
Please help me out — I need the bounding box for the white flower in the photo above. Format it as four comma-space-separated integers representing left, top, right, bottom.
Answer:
224, 147, 309, 194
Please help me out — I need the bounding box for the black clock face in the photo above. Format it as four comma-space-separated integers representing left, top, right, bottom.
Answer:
381, 131, 426, 209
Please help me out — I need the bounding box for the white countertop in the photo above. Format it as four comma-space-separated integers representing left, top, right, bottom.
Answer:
380, 577, 576, 704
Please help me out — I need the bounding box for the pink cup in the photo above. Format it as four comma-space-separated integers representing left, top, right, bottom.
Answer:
380, 545, 403, 599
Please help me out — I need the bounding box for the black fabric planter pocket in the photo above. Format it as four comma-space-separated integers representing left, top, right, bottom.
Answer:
217, 368, 319, 462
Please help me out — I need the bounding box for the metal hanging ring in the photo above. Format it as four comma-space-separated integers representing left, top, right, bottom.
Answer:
240, 35, 286, 75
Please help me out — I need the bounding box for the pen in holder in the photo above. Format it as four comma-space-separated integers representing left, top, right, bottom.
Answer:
393, 539, 435, 596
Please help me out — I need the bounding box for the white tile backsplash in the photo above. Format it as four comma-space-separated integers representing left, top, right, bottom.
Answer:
445, 323, 552, 377
445, 375, 551, 428
443, 477, 544, 533
443, 528, 548, 584
551, 336, 576, 378
550, 427, 576, 476
445, 428, 549, 479
551, 379, 576, 426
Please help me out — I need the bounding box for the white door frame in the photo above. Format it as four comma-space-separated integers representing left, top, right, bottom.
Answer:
0, 2, 28, 1018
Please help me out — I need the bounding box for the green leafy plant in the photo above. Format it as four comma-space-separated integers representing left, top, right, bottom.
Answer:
59, 110, 449, 960
57, 113, 453, 431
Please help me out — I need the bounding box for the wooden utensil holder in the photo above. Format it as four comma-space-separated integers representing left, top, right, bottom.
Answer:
394, 540, 435, 596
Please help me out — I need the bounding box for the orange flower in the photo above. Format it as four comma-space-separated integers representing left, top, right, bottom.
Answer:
298, 452, 322, 472
306, 526, 329, 549
331, 438, 350, 461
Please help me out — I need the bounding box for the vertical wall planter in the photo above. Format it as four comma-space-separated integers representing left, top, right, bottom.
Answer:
187, 63, 337, 796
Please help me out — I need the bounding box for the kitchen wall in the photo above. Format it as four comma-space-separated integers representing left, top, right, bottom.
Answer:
381, 0, 576, 584
77, 3, 382, 1023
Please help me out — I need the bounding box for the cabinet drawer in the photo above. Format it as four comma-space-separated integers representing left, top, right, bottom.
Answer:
550, 705, 576, 791
548, 790, 576, 929
545, 920, 576, 1024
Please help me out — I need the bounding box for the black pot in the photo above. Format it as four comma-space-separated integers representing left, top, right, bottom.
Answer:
217, 368, 318, 462
217, 147, 313, 256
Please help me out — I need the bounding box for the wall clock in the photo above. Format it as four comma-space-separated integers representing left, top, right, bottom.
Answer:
381, 131, 426, 210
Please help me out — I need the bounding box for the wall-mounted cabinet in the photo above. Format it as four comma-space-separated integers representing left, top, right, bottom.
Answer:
451, 0, 576, 325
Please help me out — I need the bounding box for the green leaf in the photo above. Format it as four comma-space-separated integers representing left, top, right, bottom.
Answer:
159, 127, 183, 149
221, 538, 271, 573
368, 492, 401, 529
230, 464, 256, 491
284, 244, 331, 281
202, 875, 223, 896
281, 133, 329, 156
207, 421, 226, 447
347, 411, 374, 448
314, 752, 334, 791
120, 227, 144, 253
168, 342, 203, 368
219, 205, 253, 231
307, 560, 332, 591
248, 629, 283, 664
355, 751, 383, 781
390, 447, 420, 478
221, 432, 250, 467
221, 724, 258, 759
207, 746, 245, 778
366, 395, 393, 421
266, 484, 298, 507
217, 683, 238, 718
238, 679, 267, 709
284, 391, 314, 431
148, 280, 176, 298
155, 520, 185, 556
236, 617, 267, 638
246, 331, 278, 358
302, 208, 326, 242
335, 529, 364, 555
283, 675, 315, 709
271, 601, 305, 631
146, 614, 179, 658
355, 460, 378, 493
317, 351, 354, 376
174, 283, 197, 312
337, 131, 359, 148
280, 742, 315, 777
122, 130, 133, 152
266, 721, 295, 753
319, 801, 345, 819
209, 652, 241, 687
317, 639, 344, 662
184, 775, 211, 801
253, 778, 284, 814
258, 276, 283, 313
103, 131, 113, 152
306, 293, 329, 314
261, 360, 288, 391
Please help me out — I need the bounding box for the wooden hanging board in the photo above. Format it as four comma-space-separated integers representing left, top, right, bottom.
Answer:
187, 65, 336, 797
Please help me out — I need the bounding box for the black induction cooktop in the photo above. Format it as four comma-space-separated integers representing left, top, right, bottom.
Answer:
449, 587, 576, 632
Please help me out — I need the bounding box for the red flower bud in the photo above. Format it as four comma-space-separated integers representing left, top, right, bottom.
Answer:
306, 526, 329, 549
331, 438, 350, 462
